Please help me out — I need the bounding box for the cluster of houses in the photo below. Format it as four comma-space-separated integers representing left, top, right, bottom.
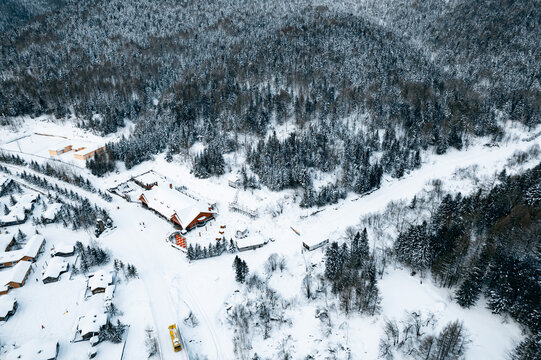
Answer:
0, 188, 39, 227
48, 142, 105, 161
76, 269, 115, 341
0, 233, 46, 296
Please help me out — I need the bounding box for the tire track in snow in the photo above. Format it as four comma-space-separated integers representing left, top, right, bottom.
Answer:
170, 273, 224, 360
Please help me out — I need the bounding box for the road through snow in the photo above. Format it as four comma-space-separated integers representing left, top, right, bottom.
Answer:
101, 199, 223, 360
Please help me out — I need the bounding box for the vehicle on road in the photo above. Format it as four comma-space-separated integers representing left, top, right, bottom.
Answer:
168, 324, 182, 352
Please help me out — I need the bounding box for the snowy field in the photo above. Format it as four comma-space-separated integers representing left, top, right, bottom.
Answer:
0, 119, 540, 359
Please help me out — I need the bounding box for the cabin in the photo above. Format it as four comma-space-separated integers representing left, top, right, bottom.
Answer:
42, 258, 69, 284
51, 242, 74, 257
0, 234, 46, 268
78, 312, 108, 340
0, 297, 17, 321
139, 185, 216, 231
302, 238, 329, 251
0, 193, 38, 227
88, 270, 113, 294
41, 203, 62, 224
236, 237, 268, 252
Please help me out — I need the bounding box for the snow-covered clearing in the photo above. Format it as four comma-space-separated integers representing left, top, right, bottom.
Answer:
1, 119, 540, 359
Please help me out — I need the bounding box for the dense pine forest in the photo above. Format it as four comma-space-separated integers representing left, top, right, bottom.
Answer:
393, 164, 541, 358
1, 0, 539, 199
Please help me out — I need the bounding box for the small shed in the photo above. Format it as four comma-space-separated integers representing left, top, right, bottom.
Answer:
41, 203, 62, 224
236, 237, 268, 252
132, 171, 161, 189
228, 176, 241, 188
302, 238, 329, 251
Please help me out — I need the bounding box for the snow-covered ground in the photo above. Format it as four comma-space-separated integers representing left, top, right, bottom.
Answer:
1, 119, 540, 359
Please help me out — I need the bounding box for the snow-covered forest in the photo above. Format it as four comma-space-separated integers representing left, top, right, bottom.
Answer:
1, 1, 540, 196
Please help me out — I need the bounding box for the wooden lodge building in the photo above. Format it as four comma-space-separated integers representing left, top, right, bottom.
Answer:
138, 179, 216, 231
139, 187, 215, 230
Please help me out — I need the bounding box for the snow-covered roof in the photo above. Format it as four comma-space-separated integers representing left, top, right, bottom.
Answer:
141, 185, 213, 227
0, 260, 31, 286
42, 203, 62, 221
0, 296, 16, 318
51, 242, 74, 256
5, 340, 58, 360
133, 171, 163, 187
78, 312, 108, 336
0, 193, 38, 224
18, 193, 38, 207
88, 270, 112, 292
0, 233, 15, 251
42, 257, 68, 280
0, 234, 45, 265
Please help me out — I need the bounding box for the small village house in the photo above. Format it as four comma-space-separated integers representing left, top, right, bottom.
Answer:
77, 312, 109, 340
51, 242, 74, 257
88, 269, 113, 294
42, 258, 69, 284
132, 171, 160, 189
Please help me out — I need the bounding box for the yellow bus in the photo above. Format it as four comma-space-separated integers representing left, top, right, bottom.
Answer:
168, 324, 182, 352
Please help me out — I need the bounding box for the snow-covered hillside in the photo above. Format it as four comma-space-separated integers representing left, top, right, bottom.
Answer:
0, 119, 539, 359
